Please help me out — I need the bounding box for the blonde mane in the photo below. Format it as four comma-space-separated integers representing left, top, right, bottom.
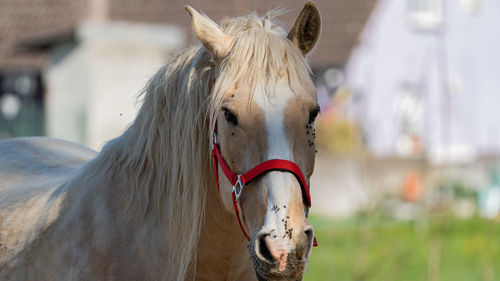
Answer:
85, 10, 315, 281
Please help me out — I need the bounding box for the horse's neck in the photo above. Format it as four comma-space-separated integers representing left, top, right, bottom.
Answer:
195, 187, 256, 280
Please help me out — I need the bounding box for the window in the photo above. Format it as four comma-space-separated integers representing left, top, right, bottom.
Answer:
408, 0, 443, 30
460, 0, 481, 16
0, 72, 44, 138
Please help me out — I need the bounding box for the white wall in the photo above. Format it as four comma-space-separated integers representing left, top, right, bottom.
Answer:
45, 21, 185, 150
45, 42, 89, 145
346, 0, 500, 162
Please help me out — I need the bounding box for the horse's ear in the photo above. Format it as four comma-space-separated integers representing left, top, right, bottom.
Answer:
185, 6, 234, 60
287, 2, 321, 55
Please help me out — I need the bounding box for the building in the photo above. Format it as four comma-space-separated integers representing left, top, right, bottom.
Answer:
0, 0, 377, 150
346, 0, 500, 163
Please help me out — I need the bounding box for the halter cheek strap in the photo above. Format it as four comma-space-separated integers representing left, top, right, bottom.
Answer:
211, 129, 318, 247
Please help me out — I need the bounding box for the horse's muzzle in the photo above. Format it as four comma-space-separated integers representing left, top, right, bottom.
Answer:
250, 228, 312, 281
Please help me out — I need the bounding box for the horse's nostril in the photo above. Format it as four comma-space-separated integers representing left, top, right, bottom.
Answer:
304, 227, 314, 242
256, 233, 275, 264
295, 226, 314, 260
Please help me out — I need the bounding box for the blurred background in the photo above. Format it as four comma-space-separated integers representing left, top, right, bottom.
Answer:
1, 0, 499, 280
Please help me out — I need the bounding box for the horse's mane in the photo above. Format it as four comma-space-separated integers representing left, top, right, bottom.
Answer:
84, 10, 314, 281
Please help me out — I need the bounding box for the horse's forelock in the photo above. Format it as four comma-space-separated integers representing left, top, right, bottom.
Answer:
210, 12, 314, 137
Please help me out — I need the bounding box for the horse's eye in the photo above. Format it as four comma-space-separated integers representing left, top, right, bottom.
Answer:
308, 107, 320, 124
222, 107, 238, 126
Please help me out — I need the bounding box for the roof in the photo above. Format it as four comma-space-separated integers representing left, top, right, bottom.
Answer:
0, 0, 378, 70
0, 0, 86, 69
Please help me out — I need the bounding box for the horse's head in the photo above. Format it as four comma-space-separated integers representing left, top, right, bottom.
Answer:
187, 3, 321, 280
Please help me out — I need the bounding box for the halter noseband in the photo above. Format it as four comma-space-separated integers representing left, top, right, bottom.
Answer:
211, 126, 318, 247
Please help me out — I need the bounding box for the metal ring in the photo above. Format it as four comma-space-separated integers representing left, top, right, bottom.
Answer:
232, 174, 244, 201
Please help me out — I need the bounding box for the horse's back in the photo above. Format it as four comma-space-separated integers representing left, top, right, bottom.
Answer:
0, 137, 96, 192
0, 137, 97, 268
0, 137, 97, 209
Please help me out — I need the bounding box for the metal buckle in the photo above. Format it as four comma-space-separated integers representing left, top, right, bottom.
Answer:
212, 131, 218, 150
232, 174, 244, 201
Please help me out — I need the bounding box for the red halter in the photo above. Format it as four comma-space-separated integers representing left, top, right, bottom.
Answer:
211, 126, 318, 247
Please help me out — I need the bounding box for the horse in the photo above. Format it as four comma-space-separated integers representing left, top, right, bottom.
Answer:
0, 3, 321, 280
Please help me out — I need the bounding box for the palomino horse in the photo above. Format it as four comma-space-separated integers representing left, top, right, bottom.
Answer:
0, 3, 321, 280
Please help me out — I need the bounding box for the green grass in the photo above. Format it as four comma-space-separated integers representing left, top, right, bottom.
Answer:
303, 215, 500, 281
